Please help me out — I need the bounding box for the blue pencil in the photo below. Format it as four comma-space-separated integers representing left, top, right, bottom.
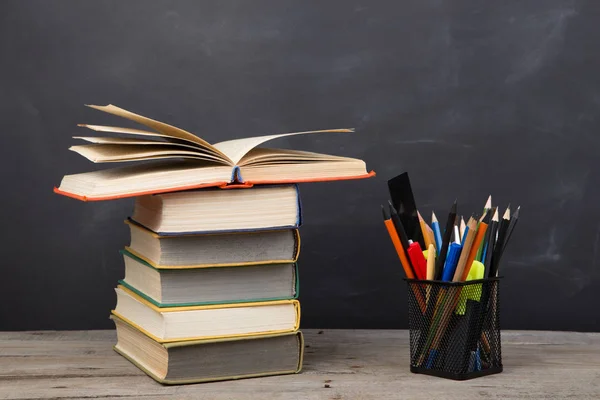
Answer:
431, 212, 443, 256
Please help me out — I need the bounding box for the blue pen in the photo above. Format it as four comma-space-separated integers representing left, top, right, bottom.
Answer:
431, 212, 443, 255
441, 243, 462, 281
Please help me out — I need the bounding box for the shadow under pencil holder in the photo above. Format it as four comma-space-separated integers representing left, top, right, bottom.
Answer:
405, 278, 502, 380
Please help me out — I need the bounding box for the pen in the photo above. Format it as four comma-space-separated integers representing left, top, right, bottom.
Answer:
407, 241, 427, 280
441, 243, 462, 281
434, 200, 457, 280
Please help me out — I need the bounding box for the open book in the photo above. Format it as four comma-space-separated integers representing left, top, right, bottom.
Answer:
54, 105, 375, 201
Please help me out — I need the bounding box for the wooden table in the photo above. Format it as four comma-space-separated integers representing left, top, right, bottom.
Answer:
1, 329, 599, 399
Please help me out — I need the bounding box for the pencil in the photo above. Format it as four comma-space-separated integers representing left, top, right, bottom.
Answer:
484, 195, 492, 212
434, 200, 457, 280
426, 244, 435, 280
424, 215, 489, 366
452, 217, 478, 282
502, 205, 520, 254
426, 244, 435, 303
431, 212, 443, 254
419, 217, 477, 364
483, 208, 499, 275
382, 206, 426, 313
460, 213, 489, 281
476, 196, 491, 260
460, 216, 466, 240
489, 205, 511, 277
418, 211, 436, 250
382, 206, 413, 279
389, 201, 411, 251
453, 225, 461, 244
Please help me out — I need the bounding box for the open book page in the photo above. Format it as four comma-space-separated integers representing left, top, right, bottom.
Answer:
239, 148, 353, 166
70, 144, 228, 163
85, 105, 232, 163
73, 137, 223, 158
213, 129, 354, 165
78, 125, 212, 149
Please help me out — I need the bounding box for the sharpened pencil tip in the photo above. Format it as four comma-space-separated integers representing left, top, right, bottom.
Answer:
485, 195, 492, 210
382, 205, 390, 220
512, 206, 520, 219
387, 200, 398, 215
503, 205, 511, 220
492, 207, 499, 221
432, 211, 438, 223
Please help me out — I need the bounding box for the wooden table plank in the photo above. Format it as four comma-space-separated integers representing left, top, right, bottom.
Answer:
0, 330, 599, 399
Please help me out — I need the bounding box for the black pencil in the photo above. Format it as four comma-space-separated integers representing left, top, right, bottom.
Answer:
489, 205, 510, 278
434, 199, 457, 280
483, 208, 499, 277
388, 201, 410, 251
502, 205, 520, 254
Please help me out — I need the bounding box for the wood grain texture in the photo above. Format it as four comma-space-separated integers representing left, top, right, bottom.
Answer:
0, 330, 599, 399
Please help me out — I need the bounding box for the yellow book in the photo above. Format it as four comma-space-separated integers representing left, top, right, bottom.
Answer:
112, 285, 300, 343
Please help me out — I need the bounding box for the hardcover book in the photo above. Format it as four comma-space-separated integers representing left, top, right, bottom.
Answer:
112, 285, 300, 343
54, 104, 374, 201
120, 249, 299, 307
125, 221, 300, 268
128, 184, 301, 235
112, 315, 304, 385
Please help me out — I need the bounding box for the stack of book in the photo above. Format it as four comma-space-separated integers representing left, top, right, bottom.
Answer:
54, 104, 373, 384
111, 185, 303, 384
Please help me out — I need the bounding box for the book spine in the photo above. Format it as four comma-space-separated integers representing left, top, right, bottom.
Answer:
295, 184, 303, 227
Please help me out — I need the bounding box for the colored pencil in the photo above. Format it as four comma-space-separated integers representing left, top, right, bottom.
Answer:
431, 212, 443, 254
382, 206, 426, 313
426, 244, 435, 303
476, 197, 491, 260
418, 211, 436, 250
460, 213, 489, 281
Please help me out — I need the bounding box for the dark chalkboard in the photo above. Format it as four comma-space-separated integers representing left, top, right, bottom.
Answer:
1, 0, 599, 331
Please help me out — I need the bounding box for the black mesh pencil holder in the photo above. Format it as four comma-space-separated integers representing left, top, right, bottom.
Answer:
405, 278, 502, 380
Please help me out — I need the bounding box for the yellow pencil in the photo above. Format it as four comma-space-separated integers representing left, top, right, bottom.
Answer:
426, 244, 435, 303
417, 211, 436, 250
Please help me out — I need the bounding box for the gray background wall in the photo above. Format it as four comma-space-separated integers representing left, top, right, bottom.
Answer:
2, 0, 599, 331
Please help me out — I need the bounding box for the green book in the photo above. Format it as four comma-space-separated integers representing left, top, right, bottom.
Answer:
119, 249, 299, 307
